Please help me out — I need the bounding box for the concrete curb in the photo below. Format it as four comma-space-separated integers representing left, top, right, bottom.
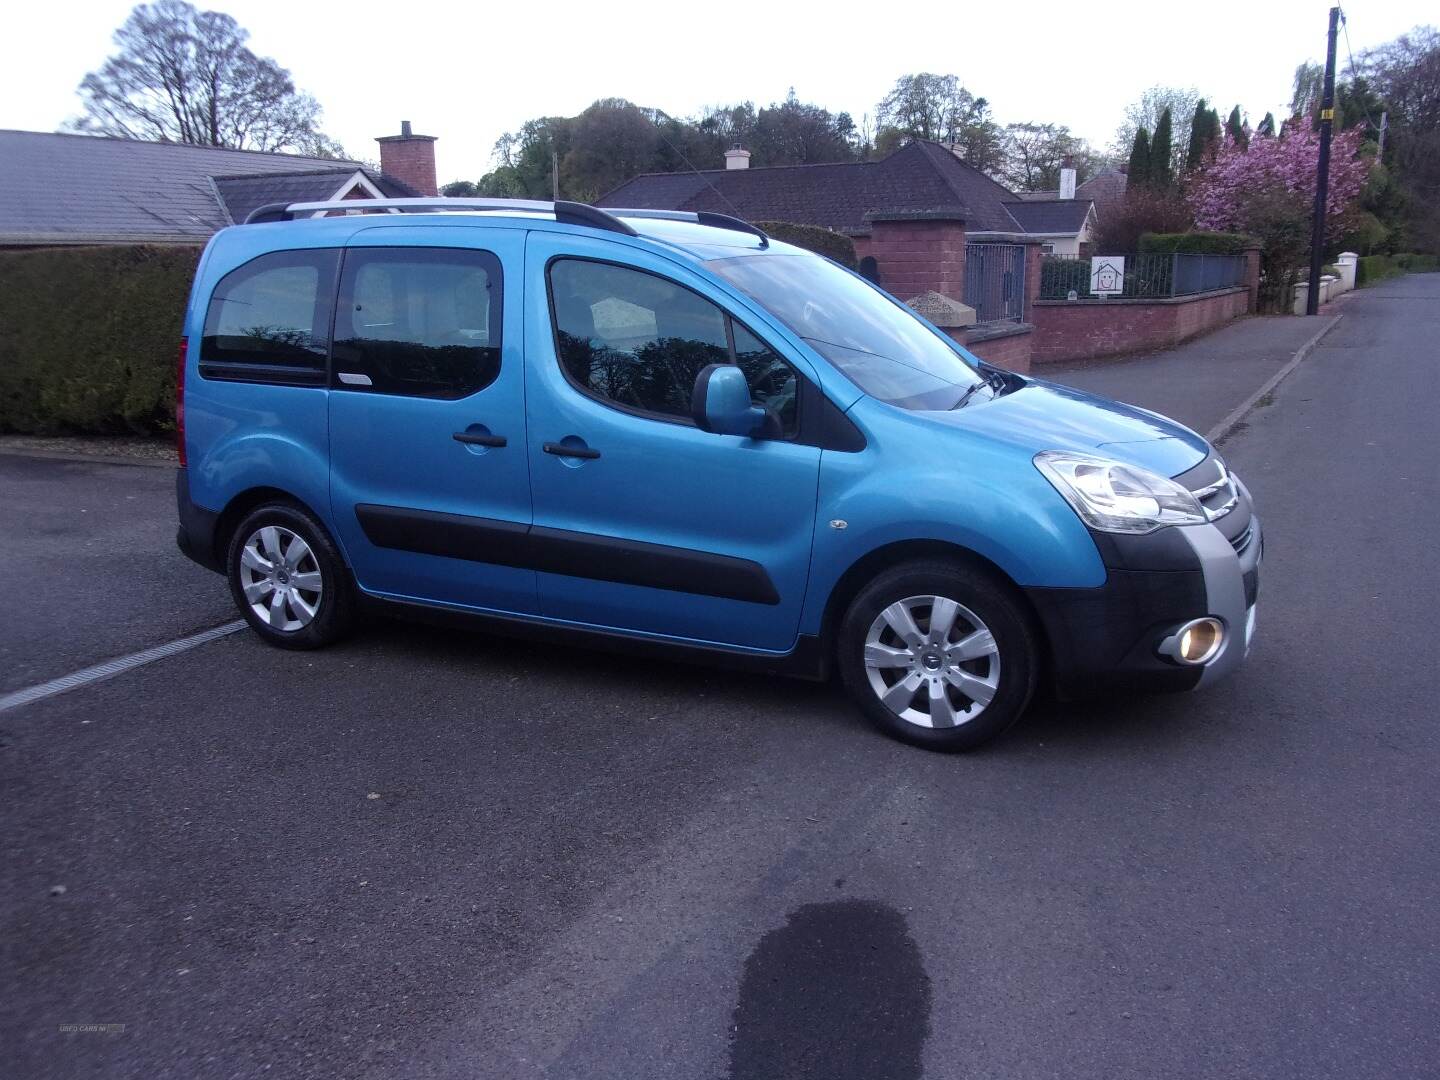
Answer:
0, 447, 176, 469
1207, 313, 1343, 444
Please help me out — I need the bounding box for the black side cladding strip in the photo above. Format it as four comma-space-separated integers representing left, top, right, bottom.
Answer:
354, 505, 780, 606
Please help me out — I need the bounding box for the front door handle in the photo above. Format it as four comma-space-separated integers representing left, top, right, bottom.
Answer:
453, 431, 506, 448
543, 441, 600, 460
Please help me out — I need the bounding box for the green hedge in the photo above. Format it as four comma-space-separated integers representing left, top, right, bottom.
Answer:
1395, 253, 1440, 272
1356, 255, 1403, 286
753, 221, 857, 268
0, 245, 201, 435
1138, 231, 1256, 255
1040, 256, 1092, 299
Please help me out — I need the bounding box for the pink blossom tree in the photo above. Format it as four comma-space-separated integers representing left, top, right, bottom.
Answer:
1188, 128, 1371, 310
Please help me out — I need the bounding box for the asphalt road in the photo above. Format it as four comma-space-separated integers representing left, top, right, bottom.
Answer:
3, 276, 1438, 1079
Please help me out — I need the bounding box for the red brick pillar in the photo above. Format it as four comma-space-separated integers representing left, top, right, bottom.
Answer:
863, 213, 967, 301
1243, 246, 1262, 313
1022, 240, 1045, 321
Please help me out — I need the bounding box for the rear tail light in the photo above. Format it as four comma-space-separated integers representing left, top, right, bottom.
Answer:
176, 338, 188, 467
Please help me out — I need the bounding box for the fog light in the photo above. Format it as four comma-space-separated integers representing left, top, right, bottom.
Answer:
1159, 618, 1225, 666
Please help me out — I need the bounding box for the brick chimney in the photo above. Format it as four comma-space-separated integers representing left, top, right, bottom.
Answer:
376, 120, 438, 196
724, 143, 751, 170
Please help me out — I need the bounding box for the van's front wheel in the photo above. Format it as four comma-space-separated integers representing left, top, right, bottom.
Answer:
837, 561, 1038, 751
226, 503, 356, 650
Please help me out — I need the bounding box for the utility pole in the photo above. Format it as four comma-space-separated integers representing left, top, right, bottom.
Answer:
552, 151, 559, 202
1377, 111, 1388, 159
1306, 6, 1340, 316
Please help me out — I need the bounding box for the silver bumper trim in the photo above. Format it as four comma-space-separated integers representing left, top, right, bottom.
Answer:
1175, 514, 1261, 688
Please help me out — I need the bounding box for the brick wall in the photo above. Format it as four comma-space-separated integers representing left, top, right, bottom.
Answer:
959, 326, 1032, 372
865, 215, 967, 299
1242, 247, 1262, 313
1029, 288, 1250, 365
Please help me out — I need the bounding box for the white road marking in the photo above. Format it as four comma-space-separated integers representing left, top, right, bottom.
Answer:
0, 622, 247, 714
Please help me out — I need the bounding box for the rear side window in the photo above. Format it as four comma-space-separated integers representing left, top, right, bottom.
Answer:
332, 247, 502, 399
548, 258, 797, 434
201, 249, 337, 380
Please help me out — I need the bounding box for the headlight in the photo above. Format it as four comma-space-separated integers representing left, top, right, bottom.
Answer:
1034, 450, 1206, 534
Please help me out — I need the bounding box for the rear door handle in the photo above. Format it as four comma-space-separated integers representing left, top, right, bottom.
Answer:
543, 441, 600, 460
453, 431, 506, 448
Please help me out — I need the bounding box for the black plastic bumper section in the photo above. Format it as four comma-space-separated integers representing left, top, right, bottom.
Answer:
1026, 566, 1209, 699
175, 468, 224, 573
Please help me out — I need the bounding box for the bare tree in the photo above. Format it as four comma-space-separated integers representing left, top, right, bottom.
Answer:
1113, 86, 1203, 178
1000, 123, 1095, 192
874, 73, 1002, 169
68, 0, 343, 155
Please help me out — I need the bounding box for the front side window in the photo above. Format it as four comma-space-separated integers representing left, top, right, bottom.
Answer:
333, 247, 502, 398
202, 249, 337, 375
548, 259, 797, 434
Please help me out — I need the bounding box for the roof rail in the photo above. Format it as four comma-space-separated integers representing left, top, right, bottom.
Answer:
241, 197, 638, 236
606, 208, 769, 248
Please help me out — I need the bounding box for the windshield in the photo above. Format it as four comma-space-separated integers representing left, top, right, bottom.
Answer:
708, 252, 985, 410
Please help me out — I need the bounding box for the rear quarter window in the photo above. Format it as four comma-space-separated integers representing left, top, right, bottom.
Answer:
200, 249, 338, 380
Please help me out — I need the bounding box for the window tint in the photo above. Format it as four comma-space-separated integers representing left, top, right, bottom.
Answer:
549, 259, 797, 434
202, 249, 336, 372
333, 247, 502, 398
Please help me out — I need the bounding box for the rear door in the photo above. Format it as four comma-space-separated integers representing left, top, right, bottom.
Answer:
522, 231, 822, 652
328, 225, 537, 614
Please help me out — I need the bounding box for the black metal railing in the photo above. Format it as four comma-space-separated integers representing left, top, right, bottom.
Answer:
964, 243, 1026, 323
1038, 253, 1247, 300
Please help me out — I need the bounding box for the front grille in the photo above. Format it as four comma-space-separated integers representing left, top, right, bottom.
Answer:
1230, 520, 1254, 554
1176, 454, 1239, 522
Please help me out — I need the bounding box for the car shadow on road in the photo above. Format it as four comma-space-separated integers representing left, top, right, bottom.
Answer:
355, 614, 1199, 759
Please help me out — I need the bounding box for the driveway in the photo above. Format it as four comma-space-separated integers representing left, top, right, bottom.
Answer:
3, 275, 1438, 1080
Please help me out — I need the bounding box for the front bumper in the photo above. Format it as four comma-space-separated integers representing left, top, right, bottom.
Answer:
1025, 510, 1261, 700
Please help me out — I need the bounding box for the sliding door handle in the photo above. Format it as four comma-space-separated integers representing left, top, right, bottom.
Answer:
453, 431, 506, 448
543, 441, 600, 460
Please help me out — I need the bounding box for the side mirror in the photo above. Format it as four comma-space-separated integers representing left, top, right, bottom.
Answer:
691, 364, 774, 438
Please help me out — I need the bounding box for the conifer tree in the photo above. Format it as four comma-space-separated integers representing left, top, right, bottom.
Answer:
1225, 105, 1249, 150
1187, 99, 1211, 170
1127, 126, 1152, 187
1151, 107, 1174, 190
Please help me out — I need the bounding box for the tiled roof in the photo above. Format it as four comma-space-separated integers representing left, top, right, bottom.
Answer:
1003, 199, 1093, 234
1017, 168, 1128, 221
212, 169, 414, 224
0, 130, 414, 245
597, 140, 1028, 235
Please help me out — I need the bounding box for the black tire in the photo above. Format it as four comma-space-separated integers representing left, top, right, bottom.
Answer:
225, 502, 356, 650
837, 559, 1038, 752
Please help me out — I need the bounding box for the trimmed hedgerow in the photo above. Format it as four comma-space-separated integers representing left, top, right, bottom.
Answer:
1138, 231, 1256, 255
753, 221, 858, 268
0, 244, 201, 435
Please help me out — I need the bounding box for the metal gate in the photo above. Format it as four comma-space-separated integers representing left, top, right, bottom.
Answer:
964, 243, 1025, 324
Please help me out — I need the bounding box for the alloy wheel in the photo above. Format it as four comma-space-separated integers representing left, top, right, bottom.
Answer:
238, 525, 324, 632
863, 594, 1000, 728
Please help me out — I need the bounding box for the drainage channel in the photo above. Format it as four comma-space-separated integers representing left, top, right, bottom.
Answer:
0, 622, 247, 714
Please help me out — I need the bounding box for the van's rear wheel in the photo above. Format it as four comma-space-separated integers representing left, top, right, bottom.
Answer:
226, 503, 355, 650
837, 561, 1037, 751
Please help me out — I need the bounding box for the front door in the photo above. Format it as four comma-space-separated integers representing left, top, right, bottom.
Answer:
328, 226, 536, 614
522, 232, 821, 652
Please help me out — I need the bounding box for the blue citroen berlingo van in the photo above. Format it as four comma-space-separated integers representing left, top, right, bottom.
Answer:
176, 197, 1260, 751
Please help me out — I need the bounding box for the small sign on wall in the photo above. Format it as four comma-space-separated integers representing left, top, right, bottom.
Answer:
1090, 257, 1125, 297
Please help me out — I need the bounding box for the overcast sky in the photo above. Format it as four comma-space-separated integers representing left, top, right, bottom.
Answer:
3, 0, 1433, 182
